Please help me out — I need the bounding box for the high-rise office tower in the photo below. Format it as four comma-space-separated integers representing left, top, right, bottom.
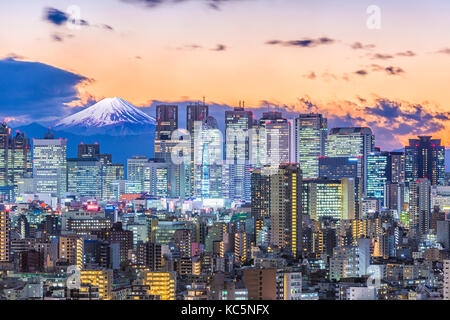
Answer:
251, 168, 271, 245
0, 124, 9, 188
294, 114, 327, 179
127, 156, 148, 193
78, 143, 111, 165
186, 103, 209, 198
366, 151, 388, 202
386, 151, 405, 183
326, 127, 375, 194
303, 178, 357, 222
9, 131, 32, 198
143, 159, 169, 198
67, 158, 102, 200
385, 182, 406, 219
319, 157, 361, 179
409, 178, 431, 236
77, 143, 100, 159
249, 120, 267, 169
405, 136, 445, 186
33, 130, 67, 200
154, 105, 183, 198
269, 164, 302, 258
76, 142, 123, 201
103, 164, 124, 201
0, 124, 32, 200
225, 107, 253, 202
0, 205, 10, 263
259, 111, 291, 168
194, 116, 222, 199
155, 105, 178, 142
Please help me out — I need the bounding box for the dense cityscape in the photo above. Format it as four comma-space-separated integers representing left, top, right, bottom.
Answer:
0, 98, 448, 301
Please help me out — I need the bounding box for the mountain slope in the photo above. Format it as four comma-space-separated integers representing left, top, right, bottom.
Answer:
55, 97, 156, 136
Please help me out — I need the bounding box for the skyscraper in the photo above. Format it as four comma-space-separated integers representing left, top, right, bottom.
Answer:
366, 151, 388, 202
154, 105, 183, 198
269, 164, 302, 258
143, 159, 169, 198
386, 151, 405, 183
326, 127, 375, 194
77, 143, 100, 159
409, 178, 431, 236
405, 136, 445, 186
0, 124, 31, 200
0, 205, 10, 263
303, 178, 357, 222
33, 130, 67, 200
187, 103, 209, 198
225, 107, 253, 202
294, 114, 327, 179
67, 158, 102, 200
127, 156, 148, 193
259, 111, 291, 168
194, 116, 222, 199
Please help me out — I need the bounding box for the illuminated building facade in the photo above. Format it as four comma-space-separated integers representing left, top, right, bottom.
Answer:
325, 127, 375, 194
405, 136, 445, 186
294, 113, 327, 179
33, 131, 67, 200
269, 164, 302, 258
225, 107, 253, 202
80, 269, 113, 300
139, 270, 176, 300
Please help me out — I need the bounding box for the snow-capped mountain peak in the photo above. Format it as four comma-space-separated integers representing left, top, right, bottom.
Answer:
54, 97, 156, 136
56, 97, 156, 128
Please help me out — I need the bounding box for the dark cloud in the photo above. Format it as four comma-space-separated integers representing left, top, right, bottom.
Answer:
44, 7, 68, 25
101, 24, 114, 31
437, 48, 450, 55
51, 34, 64, 42
303, 72, 317, 80
363, 100, 449, 136
385, 66, 404, 75
351, 42, 375, 50
211, 44, 227, 51
396, 50, 416, 57
354, 70, 368, 76
121, 0, 240, 10
43, 7, 114, 31
176, 44, 203, 50
371, 53, 395, 60
369, 64, 405, 76
0, 58, 90, 124
266, 37, 335, 48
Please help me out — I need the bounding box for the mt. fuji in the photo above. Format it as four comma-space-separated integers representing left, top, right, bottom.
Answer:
55, 97, 156, 136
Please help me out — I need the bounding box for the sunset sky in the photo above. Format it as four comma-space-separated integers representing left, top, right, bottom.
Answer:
1, 0, 450, 151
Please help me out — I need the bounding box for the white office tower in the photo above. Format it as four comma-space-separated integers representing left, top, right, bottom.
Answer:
143, 159, 169, 198
127, 156, 148, 193
194, 116, 222, 199
260, 112, 291, 168
294, 114, 327, 179
325, 127, 375, 194
32, 131, 67, 201
225, 107, 253, 202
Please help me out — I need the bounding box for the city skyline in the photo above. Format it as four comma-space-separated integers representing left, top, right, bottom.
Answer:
1, 0, 450, 153
2, 1, 450, 303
